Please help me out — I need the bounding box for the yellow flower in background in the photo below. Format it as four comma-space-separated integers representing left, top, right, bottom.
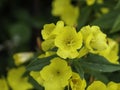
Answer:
87, 81, 107, 90
80, 25, 108, 53
100, 7, 109, 14
55, 26, 83, 59
7, 66, 33, 90
0, 78, 9, 90
107, 81, 120, 90
13, 52, 34, 66
86, 0, 96, 6
60, 5, 79, 26
52, 0, 71, 16
97, 0, 104, 4
99, 38, 119, 64
52, 0, 79, 26
86, 0, 104, 6
69, 72, 86, 90
40, 57, 72, 89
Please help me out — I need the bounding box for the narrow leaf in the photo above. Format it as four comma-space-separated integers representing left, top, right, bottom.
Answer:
73, 60, 84, 79
26, 55, 56, 71
80, 54, 120, 72
91, 10, 120, 30
110, 14, 120, 33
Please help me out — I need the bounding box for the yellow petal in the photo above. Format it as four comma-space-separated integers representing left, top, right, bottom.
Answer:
41, 39, 55, 51
13, 52, 33, 66
99, 38, 119, 64
0, 78, 9, 90
87, 81, 107, 90
7, 66, 33, 90
69, 72, 86, 90
107, 81, 120, 90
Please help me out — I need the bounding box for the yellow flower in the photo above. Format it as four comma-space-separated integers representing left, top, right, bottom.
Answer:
52, 0, 79, 26
41, 21, 64, 51
87, 81, 107, 90
86, 0, 96, 6
41, 23, 56, 40
107, 81, 120, 90
30, 71, 64, 90
80, 25, 108, 53
69, 72, 86, 90
13, 52, 34, 66
99, 38, 119, 64
51, 20, 64, 35
97, 0, 104, 4
55, 26, 83, 59
100, 7, 109, 14
7, 66, 33, 90
40, 57, 72, 89
41, 21, 64, 40
86, 0, 104, 6
0, 78, 9, 90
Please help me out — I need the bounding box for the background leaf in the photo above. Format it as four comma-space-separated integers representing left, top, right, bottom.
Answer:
79, 54, 120, 72
110, 14, 120, 33
91, 10, 120, 31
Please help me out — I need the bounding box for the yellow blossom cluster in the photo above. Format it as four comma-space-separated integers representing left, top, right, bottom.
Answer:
29, 20, 119, 90
41, 21, 119, 64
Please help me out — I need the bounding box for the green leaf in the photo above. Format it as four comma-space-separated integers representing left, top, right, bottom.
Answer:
26, 55, 56, 71
77, 6, 92, 30
73, 60, 84, 79
79, 54, 120, 72
91, 10, 120, 30
110, 14, 120, 33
